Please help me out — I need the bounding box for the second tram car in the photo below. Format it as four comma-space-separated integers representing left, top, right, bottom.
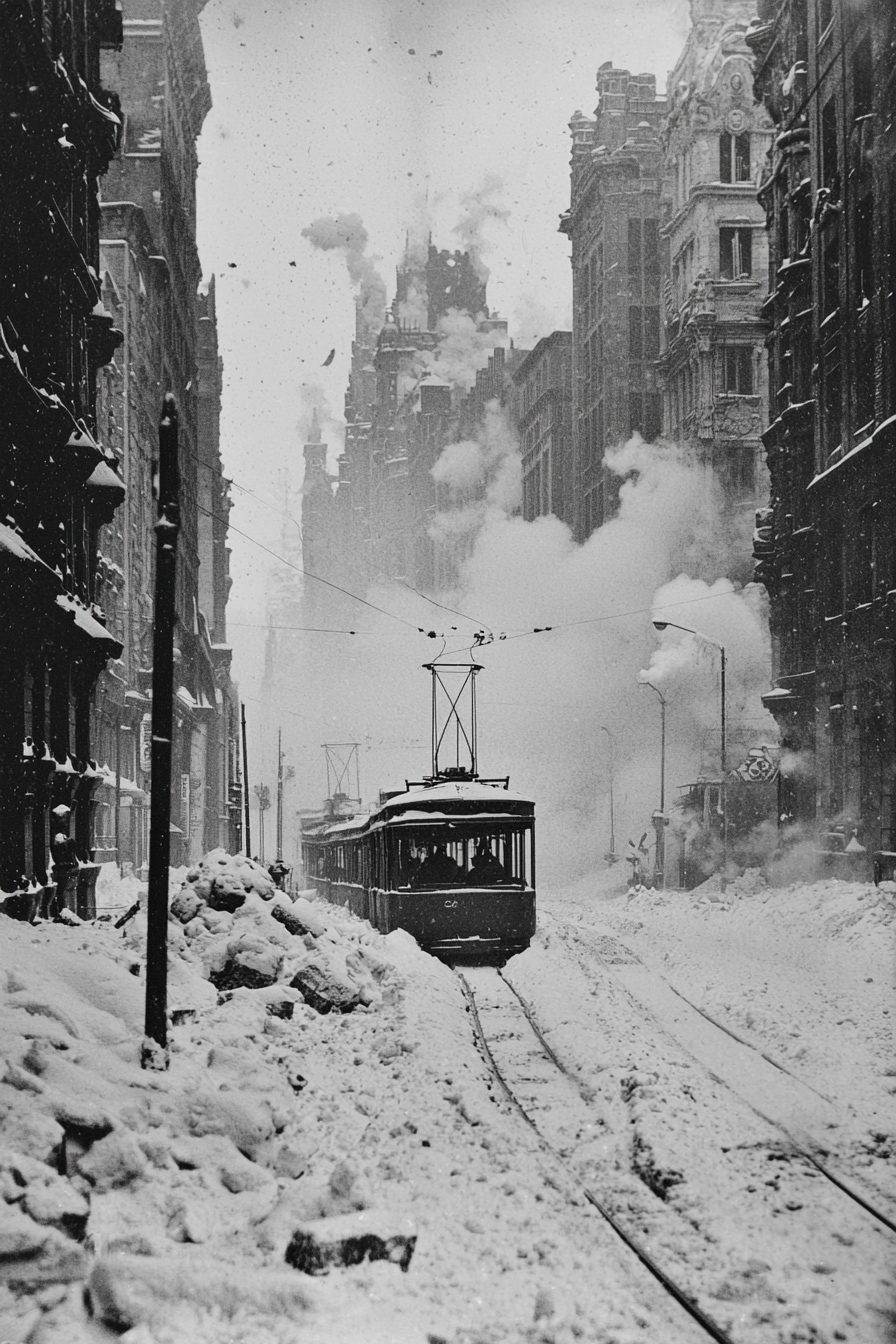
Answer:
301, 775, 536, 959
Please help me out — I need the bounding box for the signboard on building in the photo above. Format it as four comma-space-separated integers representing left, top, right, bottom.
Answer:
140, 714, 152, 772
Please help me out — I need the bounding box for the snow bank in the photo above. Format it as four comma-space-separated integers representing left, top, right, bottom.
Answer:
0, 851, 439, 1342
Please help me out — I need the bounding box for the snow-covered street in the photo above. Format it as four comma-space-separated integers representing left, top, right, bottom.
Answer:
1, 857, 893, 1343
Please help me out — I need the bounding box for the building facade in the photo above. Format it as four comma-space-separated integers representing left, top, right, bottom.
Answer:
324, 244, 520, 598
560, 65, 666, 541
94, 0, 240, 870
1, 0, 125, 904
659, 0, 774, 572
511, 332, 574, 529
750, 0, 896, 850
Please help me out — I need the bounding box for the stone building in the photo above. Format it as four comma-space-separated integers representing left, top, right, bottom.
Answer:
0, 0, 125, 907
659, 0, 774, 573
511, 332, 574, 530
560, 64, 666, 541
749, 0, 896, 852
94, 0, 240, 869
328, 244, 518, 596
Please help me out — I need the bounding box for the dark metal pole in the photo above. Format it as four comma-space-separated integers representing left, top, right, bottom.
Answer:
241, 703, 251, 856
601, 725, 616, 860
276, 728, 283, 861
660, 694, 666, 813
115, 719, 121, 876
144, 394, 180, 1068
720, 645, 728, 889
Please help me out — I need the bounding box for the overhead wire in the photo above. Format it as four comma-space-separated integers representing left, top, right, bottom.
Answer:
178, 430, 746, 649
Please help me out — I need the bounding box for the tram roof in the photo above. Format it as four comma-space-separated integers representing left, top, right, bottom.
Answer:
372, 778, 534, 819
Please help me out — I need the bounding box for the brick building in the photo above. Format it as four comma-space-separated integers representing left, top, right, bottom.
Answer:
560, 64, 666, 541
659, 0, 774, 570
95, 0, 240, 869
511, 332, 574, 529
1, 0, 125, 907
749, 0, 896, 850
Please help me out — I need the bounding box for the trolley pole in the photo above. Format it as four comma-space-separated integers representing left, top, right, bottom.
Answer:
144, 395, 179, 1069
241, 703, 251, 856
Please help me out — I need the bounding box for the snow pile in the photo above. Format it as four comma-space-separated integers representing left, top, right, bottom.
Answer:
0, 854, 436, 1342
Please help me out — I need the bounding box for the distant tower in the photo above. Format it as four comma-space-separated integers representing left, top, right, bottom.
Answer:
302, 408, 327, 475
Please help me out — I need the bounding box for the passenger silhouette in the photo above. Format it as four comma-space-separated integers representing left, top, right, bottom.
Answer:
416, 843, 461, 884
468, 841, 505, 884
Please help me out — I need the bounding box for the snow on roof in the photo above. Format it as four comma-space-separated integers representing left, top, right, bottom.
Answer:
0, 521, 42, 565
85, 461, 126, 494
377, 779, 533, 811
56, 594, 118, 643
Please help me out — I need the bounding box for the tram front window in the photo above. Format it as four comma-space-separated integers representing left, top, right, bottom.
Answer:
389, 826, 531, 889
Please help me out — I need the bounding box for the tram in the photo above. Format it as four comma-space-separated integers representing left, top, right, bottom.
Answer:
300, 664, 536, 960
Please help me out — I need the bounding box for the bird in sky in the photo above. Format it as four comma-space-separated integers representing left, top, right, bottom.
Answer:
322, 348, 335, 366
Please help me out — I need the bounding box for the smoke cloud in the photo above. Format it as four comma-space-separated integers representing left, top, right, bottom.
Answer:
301, 212, 387, 339
269, 431, 775, 889
453, 174, 510, 283
420, 310, 507, 390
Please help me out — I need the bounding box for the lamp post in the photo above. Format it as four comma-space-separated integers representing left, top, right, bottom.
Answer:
653, 620, 727, 887
640, 680, 667, 887
601, 725, 617, 863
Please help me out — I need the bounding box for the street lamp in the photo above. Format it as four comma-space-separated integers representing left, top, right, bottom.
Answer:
600, 725, 617, 863
652, 620, 727, 886
639, 680, 667, 887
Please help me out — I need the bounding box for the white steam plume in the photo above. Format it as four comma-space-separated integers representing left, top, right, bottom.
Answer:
453, 174, 510, 283
261, 433, 776, 890
421, 310, 507, 391
301, 212, 387, 339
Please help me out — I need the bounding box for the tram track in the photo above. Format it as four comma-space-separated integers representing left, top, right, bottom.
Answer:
454, 960, 896, 1344
550, 917, 896, 1235
455, 965, 737, 1344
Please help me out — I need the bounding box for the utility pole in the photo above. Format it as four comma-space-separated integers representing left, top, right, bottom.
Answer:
276, 729, 283, 860
601, 726, 617, 863
144, 395, 179, 1068
241, 703, 251, 856
254, 783, 270, 862
640, 680, 668, 887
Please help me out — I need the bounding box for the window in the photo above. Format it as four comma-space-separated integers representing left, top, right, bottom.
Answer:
852, 35, 873, 120
643, 220, 660, 276
855, 193, 874, 305
719, 227, 752, 279
823, 226, 840, 317
629, 306, 643, 358
628, 218, 642, 274
644, 393, 662, 442
720, 133, 751, 182
821, 97, 839, 195
629, 392, 643, 434
722, 346, 754, 395
644, 307, 660, 359
825, 517, 844, 615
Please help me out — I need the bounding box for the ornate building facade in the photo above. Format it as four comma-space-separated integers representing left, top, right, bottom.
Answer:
560, 65, 666, 540
750, 0, 896, 851
1, 0, 125, 906
94, 0, 240, 870
511, 332, 574, 530
659, 0, 774, 576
